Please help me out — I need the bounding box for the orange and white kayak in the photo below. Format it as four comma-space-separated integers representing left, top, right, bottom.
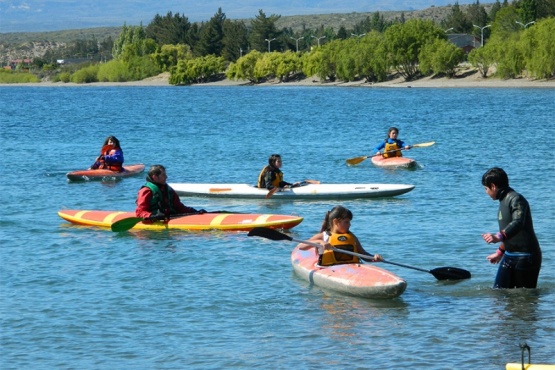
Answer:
58, 209, 303, 231
291, 244, 407, 299
371, 156, 416, 169
66, 164, 145, 181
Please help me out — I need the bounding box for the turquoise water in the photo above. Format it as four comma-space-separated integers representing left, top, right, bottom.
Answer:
1, 85, 554, 369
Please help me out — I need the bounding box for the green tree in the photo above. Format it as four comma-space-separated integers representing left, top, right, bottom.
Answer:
145, 12, 192, 46
170, 54, 226, 84
249, 10, 282, 52
489, 0, 503, 21
442, 2, 472, 33
489, 33, 525, 78
384, 19, 445, 81
196, 8, 226, 57
355, 31, 389, 82
253, 52, 278, 81
517, 0, 539, 24
222, 20, 249, 61
468, 45, 495, 77
419, 39, 465, 77
151, 44, 192, 71
273, 51, 303, 81
335, 38, 358, 81
467, 1, 490, 29
226, 50, 263, 83
302, 39, 342, 81
97, 59, 133, 82
490, 6, 521, 40
337, 26, 349, 40
112, 24, 155, 61
520, 17, 555, 79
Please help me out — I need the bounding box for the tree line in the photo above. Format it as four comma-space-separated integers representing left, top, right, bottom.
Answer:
9, 0, 554, 84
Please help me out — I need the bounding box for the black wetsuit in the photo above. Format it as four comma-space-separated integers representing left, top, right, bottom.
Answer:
494, 187, 542, 288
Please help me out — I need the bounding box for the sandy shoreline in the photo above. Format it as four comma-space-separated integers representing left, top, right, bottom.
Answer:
2, 70, 554, 88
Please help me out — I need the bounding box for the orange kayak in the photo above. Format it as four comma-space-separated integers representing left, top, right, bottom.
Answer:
371, 156, 416, 169
291, 244, 407, 299
58, 209, 303, 231
66, 164, 145, 181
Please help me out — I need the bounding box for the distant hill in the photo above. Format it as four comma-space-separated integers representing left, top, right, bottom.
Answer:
0, 0, 480, 33
0, 3, 493, 62
1, 3, 492, 45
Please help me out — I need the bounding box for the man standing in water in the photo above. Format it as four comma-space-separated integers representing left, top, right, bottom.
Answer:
481, 167, 542, 288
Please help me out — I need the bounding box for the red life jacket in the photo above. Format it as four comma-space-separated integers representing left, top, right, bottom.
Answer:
93, 145, 123, 171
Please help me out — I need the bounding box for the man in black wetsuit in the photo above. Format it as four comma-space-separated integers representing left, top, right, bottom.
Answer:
481, 167, 542, 289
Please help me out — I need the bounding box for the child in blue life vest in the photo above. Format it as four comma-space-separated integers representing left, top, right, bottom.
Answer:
89, 135, 124, 171
301, 205, 383, 266
481, 167, 542, 289
374, 127, 411, 158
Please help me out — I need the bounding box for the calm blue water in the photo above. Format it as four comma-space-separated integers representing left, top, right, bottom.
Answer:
1, 85, 554, 369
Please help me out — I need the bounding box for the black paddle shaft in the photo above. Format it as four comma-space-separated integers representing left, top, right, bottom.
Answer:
247, 227, 471, 281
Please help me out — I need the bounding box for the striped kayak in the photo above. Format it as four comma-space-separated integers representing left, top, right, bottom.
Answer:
169, 183, 415, 199
58, 209, 303, 231
291, 244, 407, 299
66, 164, 145, 181
371, 156, 416, 169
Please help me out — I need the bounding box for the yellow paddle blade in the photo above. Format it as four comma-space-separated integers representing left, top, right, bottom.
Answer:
346, 156, 368, 165
412, 141, 435, 148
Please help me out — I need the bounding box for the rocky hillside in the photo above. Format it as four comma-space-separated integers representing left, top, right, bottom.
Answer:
0, 4, 492, 63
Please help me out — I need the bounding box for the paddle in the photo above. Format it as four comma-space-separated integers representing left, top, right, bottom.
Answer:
111, 210, 234, 232
265, 179, 321, 199
247, 227, 471, 281
346, 141, 436, 165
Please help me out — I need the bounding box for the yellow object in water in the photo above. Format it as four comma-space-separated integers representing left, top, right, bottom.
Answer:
506, 365, 555, 370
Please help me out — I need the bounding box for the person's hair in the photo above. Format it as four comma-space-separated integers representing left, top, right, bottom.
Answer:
320, 205, 353, 233
268, 154, 282, 167
103, 136, 121, 149
481, 167, 509, 188
386, 127, 399, 140
147, 164, 166, 179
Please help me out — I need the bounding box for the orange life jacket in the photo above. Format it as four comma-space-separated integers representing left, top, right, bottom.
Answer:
319, 232, 360, 266
93, 145, 123, 171
383, 141, 402, 158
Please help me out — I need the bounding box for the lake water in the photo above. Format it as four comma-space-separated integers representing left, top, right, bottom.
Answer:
1, 85, 554, 369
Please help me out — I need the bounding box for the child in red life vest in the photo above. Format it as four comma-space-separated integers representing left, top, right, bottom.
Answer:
90, 136, 124, 171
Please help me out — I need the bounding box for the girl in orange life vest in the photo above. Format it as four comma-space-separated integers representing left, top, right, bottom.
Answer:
89, 136, 124, 171
374, 127, 411, 158
300, 205, 383, 266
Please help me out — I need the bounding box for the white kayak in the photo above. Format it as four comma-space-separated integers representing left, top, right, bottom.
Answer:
169, 183, 415, 200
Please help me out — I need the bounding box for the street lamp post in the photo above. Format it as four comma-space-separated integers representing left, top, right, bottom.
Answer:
290, 36, 304, 52
311, 35, 326, 47
473, 24, 491, 47
351, 33, 366, 38
516, 21, 535, 29
265, 38, 276, 52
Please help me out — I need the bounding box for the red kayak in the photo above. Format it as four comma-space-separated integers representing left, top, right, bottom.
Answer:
66, 164, 145, 181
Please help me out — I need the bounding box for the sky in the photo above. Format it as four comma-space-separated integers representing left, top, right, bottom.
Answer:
0, 0, 477, 33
